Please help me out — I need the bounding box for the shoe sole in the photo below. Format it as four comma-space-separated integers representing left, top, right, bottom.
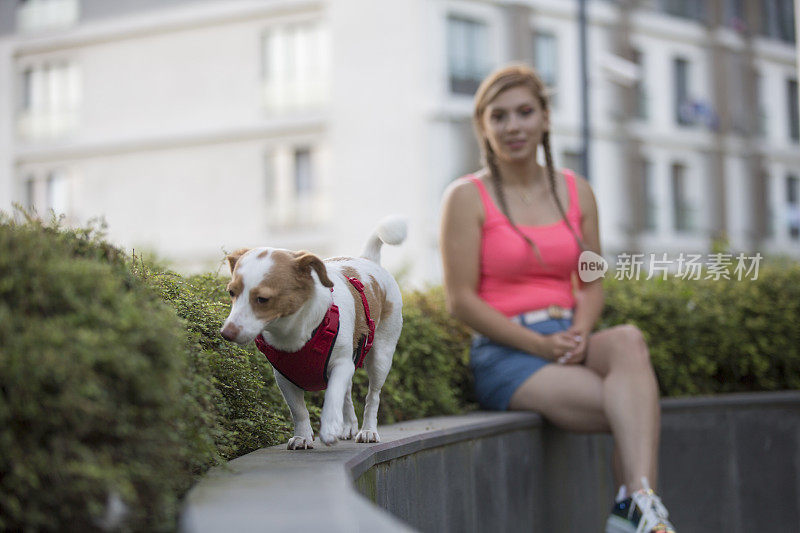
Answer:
606, 514, 637, 533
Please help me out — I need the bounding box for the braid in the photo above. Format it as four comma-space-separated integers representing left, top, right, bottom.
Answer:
542, 131, 588, 251
484, 141, 544, 262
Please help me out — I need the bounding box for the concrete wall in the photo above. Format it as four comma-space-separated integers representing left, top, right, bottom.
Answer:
352, 417, 549, 532
659, 392, 800, 532
181, 391, 800, 533
357, 392, 800, 532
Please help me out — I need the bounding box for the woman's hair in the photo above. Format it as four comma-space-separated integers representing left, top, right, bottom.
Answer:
472, 63, 585, 257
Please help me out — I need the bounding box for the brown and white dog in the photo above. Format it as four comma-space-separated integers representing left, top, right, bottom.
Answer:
220, 216, 406, 449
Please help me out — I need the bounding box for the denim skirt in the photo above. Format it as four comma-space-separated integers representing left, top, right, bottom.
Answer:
470, 316, 573, 411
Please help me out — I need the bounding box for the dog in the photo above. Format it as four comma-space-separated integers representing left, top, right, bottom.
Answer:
220, 216, 406, 449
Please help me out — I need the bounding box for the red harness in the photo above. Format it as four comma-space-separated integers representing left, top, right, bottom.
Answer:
254, 277, 376, 391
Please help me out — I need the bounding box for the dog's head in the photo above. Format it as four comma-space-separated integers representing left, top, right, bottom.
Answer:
219, 247, 333, 344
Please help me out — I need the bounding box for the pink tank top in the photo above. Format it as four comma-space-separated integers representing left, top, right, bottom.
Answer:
467, 169, 583, 317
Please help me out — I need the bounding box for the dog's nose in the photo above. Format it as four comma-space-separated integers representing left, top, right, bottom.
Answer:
220, 323, 240, 342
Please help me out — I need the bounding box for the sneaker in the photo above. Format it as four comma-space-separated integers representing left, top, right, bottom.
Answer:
605, 477, 676, 533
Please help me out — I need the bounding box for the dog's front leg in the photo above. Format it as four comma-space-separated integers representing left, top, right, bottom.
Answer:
319, 357, 355, 446
340, 384, 359, 440
273, 369, 314, 450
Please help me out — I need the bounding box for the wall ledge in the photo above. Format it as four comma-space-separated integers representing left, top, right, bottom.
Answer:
180, 411, 542, 532
181, 391, 800, 532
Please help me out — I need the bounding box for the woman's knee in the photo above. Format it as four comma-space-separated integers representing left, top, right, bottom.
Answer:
610, 324, 652, 368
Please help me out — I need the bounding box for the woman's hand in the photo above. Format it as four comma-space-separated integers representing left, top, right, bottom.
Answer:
560, 326, 588, 365
539, 331, 584, 364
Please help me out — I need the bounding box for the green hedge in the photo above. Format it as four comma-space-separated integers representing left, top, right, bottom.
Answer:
132, 266, 293, 460
601, 262, 800, 396
2, 214, 798, 531
0, 215, 474, 531
0, 215, 217, 531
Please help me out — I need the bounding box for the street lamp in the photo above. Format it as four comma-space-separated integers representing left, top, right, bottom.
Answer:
579, 0, 591, 182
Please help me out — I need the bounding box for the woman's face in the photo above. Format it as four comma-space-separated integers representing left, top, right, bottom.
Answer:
480, 85, 549, 164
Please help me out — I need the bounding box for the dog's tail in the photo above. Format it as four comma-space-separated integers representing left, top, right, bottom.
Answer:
361, 215, 407, 264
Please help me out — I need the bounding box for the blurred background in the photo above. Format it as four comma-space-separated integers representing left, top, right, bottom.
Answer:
0, 0, 798, 286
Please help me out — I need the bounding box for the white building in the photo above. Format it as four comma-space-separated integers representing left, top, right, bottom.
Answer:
1, 0, 798, 284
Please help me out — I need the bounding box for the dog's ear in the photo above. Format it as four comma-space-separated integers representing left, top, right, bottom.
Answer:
226, 248, 250, 273
294, 252, 334, 288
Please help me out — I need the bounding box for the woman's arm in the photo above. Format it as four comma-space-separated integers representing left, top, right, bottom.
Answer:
562, 175, 604, 363
439, 178, 578, 360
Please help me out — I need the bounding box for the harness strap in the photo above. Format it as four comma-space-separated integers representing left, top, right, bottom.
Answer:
313, 305, 340, 354
254, 287, 339, 391
347, 276, 375, 367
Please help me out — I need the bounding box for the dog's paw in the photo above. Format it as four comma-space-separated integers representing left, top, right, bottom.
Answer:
318, 429, 339, 446
287, 436, 314, 450
319, 416, 343, 446
339, 419, 358, 440
355, 429, 380, 443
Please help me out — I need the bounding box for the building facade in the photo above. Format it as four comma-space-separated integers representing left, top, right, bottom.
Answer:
0, 0, 798, 284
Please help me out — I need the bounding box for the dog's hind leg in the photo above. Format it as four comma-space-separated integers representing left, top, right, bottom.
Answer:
340, 381, 359, 440
274, 369, 314, 450
356, 328, 399, 443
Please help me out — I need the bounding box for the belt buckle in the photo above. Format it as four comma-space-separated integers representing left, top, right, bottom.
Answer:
547, 305, 565, 319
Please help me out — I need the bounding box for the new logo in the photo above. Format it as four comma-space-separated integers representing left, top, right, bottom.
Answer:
578, 251, 608, 282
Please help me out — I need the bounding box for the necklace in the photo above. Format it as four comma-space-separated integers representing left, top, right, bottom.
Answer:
520, 188, 534, 205
517, 167, 545, 205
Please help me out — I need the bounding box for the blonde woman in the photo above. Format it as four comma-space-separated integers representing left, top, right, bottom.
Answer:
439, 64, 675, 533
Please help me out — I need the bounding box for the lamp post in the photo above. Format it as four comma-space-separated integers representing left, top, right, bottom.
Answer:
579, 0, 591, 182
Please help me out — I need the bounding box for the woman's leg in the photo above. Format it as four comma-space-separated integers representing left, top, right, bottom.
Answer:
509, 361, 609, 432
584, 324, 660, 492
509, 324, 660, 492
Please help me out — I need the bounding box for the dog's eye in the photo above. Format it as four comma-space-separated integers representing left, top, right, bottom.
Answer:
256, 297, 270, 304
228, 290, 236, 298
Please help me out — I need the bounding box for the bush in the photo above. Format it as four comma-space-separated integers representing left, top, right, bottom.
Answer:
132, 266, 294, 458
0, 215, 217, 531
601, 261, 800, 396
0, 215, 475, 531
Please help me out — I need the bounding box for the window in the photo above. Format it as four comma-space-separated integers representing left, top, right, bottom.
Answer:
261, 21, 330, 112
632, 48, 647, 120
17, 61, 81, 139
727, 52, 749, 135
724, 0, 746, 31
671, 163, 693, 232
761, 0, 796, 43
46, 170, 69, 215
659, 0, 707, 23
16, 0, 78, 33
674, 58, 691, 126
533, 32, 557, 107
265, 145, 326, 229
23, 170, 70, 215
21, 68, 33, 110
294, 148, 313, 197
642, 160, 657, 231
447, 15, 489, 95
264, 150, 275, 201
787, 174, 800, 240
764, 173, 775, 238
788, 79, 799, 142
24, 176, 36, 210
755, 72, 767, 137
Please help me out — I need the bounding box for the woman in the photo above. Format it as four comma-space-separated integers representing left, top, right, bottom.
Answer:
439, 64, 675, 533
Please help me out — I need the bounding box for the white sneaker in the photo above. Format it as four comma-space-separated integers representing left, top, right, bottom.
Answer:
605, 477, 676, 533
